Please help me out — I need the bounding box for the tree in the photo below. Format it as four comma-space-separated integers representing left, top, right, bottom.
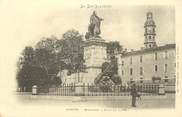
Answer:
16, 41, 59, 90
16, 46, 35, 91
107, 41, 122, 56
35, 36, 61, 74
21, 46, 35, 65
57, 29, 84, 74
17, 65, 49, 92
35, 36, 59, 53
16, 29, 86, 90
62, 29, 82, 40
34, 48, 55, 72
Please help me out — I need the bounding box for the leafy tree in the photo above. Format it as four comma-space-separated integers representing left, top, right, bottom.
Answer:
62, 29, 82, 40
16, 29, 85, 90
34, 48, 55, 72
17, 65, 49, 92
35, 36, 62, 74
35, 36, 59, 53
57, 29, 84, 73
16, 45, 57, 91
34, 30, 85, 74
107, 41, 122, 56
21, 46, 35, 65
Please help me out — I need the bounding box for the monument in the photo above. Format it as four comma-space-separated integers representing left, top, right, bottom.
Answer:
60, 11, 109, 87
82, 11, 108, 84
85, 11, 104, 39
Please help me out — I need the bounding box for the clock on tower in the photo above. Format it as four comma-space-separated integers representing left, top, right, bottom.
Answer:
144, 12, 157, 49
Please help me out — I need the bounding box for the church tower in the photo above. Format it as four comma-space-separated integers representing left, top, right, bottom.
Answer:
144, 12, 157, 49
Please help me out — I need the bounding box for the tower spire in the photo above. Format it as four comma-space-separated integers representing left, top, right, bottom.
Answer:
144, 12, 157, 49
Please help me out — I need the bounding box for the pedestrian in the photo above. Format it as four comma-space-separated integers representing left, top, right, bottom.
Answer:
131, 83, 137, 107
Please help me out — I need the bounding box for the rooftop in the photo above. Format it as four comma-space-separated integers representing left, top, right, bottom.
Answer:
121, 44, 176, 57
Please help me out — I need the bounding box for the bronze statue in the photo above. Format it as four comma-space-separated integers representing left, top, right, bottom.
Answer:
85, 11, 104, 39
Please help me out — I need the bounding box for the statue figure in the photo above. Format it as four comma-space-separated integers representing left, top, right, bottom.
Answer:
85, 11, 104, 39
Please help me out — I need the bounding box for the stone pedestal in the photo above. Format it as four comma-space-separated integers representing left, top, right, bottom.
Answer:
83, 37, 108, 84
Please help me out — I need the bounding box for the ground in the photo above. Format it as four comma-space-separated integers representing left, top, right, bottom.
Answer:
17, 93, 175, 109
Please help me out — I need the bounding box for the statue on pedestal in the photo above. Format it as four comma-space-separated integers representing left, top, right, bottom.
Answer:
85, 11, 104, 39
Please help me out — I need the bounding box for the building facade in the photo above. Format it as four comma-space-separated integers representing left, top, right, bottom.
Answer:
118, 44, 176, 85
118, 12, 176, 85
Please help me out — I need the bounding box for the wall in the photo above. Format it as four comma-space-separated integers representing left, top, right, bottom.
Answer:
118, 47, 176, 85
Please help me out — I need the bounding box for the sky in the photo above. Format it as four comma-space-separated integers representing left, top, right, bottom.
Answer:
0, 0, 181, 116
0, 1, 175, 52
24, 5, 174, 50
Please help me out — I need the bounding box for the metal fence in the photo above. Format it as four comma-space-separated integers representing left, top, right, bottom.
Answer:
30, 83, 160, 96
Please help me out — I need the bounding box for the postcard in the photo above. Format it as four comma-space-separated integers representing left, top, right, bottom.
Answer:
0, 0, 181, 117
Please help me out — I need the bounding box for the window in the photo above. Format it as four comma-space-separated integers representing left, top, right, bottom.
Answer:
130, 57, 132, 64
149, 36, 151, 39
140, 77, 143, 83
122, 61, 124, 66
140, 56, 143, 63
165, 64, 168, 72
140, 67, 143, 75
155, 65, 158, 72
130, 68, 133, 75
130, 78, 134, 83
164, 79, 168, 83
165, 51, 168, 59
164, 76, 168, 82
155, 52, 157, 60
122, 70, 124, 75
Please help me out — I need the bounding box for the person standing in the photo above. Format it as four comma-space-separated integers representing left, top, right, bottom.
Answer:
131, 83, 137, 107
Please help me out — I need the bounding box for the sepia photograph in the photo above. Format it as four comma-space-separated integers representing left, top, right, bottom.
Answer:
0, 0, 181, 117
